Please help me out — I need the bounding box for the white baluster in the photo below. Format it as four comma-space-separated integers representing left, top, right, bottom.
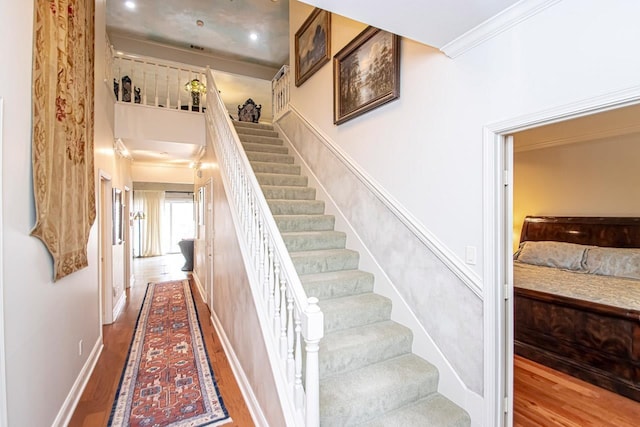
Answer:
303, 297, 323, 427
280, 277, 288, 360
165, 74, 170, 108
294, 308, 304, 409
273, 259, 281, 338
154, 67, 159, 107
267, 242, 276, 313
142, 62, 147, 105
286, 288, 295, 390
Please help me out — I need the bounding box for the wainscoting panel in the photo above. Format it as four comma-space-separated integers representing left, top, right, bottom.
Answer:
276, 109, 484, 396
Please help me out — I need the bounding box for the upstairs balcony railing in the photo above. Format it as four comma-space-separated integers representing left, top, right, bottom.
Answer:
205, 67, 323, 426
109, 49, 207, 112
272, 65, 290, 122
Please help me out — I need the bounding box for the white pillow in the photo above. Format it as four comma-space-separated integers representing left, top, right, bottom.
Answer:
514, 241, 589, 271
583, 247, 640, 280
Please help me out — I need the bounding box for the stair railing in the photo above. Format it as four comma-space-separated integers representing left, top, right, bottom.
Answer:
111, 50, 207, 112
205, 68, 323, 427
272, 65, 290, 122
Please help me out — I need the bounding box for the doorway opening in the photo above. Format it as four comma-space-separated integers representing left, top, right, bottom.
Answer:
486, 93, 640, 427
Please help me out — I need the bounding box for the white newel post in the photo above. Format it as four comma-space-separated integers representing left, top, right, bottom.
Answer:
303, 297, 323, 427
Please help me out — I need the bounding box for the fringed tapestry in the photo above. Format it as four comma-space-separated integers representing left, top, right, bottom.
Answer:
31, 0, 96, 281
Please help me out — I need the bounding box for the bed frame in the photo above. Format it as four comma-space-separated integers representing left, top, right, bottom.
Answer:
514, 216, 640, 401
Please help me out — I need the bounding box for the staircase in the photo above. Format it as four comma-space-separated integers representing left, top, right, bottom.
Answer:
233, 120, 470, 427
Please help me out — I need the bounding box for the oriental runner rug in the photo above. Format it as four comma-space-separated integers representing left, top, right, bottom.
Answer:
108, 280, 231, 427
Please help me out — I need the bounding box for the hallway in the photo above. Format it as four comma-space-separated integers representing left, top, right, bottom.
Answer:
68, 255, 254, 426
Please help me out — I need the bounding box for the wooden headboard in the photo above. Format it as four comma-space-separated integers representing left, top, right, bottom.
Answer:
519, 216, 640, 248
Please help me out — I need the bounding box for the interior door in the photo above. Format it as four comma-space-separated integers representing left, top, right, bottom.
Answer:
100, 173, 114, 324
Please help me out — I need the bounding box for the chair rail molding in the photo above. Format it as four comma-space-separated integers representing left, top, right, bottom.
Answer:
284, 104, 483, 298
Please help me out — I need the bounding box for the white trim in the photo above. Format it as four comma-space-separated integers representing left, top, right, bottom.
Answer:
286, 105, 483, 298
209, 311, 268, 427
441, 0, 561, 58
208, 123, 302, 427
52, 337, 104, 427
112, 291, 127, 322
98, 171, 113, 326
482, 84, 640, 427
275, 119, 483, 425
0, 97, 7, 427
514, 124, 640, 153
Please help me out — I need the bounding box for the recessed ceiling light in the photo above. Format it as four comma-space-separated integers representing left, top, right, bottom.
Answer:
196, 19, 204, 27
125, 1, 136, 10
249, 32, 258, 41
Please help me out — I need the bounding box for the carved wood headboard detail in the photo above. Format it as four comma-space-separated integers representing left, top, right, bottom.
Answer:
519, 216, 640, 248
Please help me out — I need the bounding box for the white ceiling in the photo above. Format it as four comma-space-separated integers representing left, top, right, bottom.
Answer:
300, 0, 522, 49
106, 0, 531, 167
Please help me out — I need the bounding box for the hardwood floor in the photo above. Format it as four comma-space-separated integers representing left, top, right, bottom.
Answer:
514, 355, 640, 426
67, 254, 640, 426
68, 254, 254, 427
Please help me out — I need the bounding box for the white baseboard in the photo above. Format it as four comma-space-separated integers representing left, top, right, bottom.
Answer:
192, 272, 207, 305
112, 291, 127, 322
52, 337, 103, 427
209, 311, 267, 427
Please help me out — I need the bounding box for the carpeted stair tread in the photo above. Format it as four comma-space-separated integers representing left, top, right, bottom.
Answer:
236, 122, 471, 426
246, 151, 294, 164
357, 394, 471, 427
234, 127, 279, 138
237, 133, 284, 145
320, 320, 413, 378
319, 292, 391, 333
300, 270, 374, 300
290, 248, 359, 275
256, 173, 308, 187
242, 142, 289, 154
232, 121, 273, 131
274, 214, 335, 232
268, 199, 325, 215
261, 185, 316, 200
319, 354, 439, 426
282, 230, 346, 252
250, 161, 301, 175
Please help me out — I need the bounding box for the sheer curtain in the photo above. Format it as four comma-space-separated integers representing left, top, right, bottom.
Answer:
134, 190, 165, 257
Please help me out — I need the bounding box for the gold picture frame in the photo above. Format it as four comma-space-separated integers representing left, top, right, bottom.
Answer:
333, 26, 400, 125
295, 8, 331, 87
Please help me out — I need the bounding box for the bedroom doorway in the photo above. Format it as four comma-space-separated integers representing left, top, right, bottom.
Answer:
490, 97, 640, 426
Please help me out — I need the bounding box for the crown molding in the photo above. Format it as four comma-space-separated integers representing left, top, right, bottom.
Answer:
441, 0, 561, 58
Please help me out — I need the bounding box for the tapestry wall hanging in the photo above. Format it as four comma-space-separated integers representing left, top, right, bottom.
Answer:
31, 0, 96, 281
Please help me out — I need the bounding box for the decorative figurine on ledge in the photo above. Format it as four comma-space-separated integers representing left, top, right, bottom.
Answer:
237, 98, 262, 123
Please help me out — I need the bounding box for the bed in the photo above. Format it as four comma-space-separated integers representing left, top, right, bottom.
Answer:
513, 216, 640, 401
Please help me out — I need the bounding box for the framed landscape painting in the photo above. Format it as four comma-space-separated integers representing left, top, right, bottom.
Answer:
295, 8, 331, 87
333, 26, 400, 125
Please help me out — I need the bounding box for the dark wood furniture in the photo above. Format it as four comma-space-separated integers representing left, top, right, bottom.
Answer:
237, 98, 261, 123
514, 216, 640, 402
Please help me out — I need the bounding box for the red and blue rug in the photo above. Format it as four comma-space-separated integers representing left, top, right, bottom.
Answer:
108, 280, 231, 427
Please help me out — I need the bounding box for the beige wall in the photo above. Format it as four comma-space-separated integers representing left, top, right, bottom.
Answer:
132, 163, 194, 184
0, 0, 132, 424
513, 132, 640, 251
193, 136, 285, 426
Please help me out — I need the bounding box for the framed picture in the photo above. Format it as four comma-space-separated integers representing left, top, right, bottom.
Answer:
295, 8, 331, 87
333, 26, 400, 125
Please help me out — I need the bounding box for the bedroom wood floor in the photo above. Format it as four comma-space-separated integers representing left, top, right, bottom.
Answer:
68, 254, 254, 427
514, 355, 640, 426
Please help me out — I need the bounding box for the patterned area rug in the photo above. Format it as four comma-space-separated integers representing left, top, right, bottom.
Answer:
108, 280, 231, 427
